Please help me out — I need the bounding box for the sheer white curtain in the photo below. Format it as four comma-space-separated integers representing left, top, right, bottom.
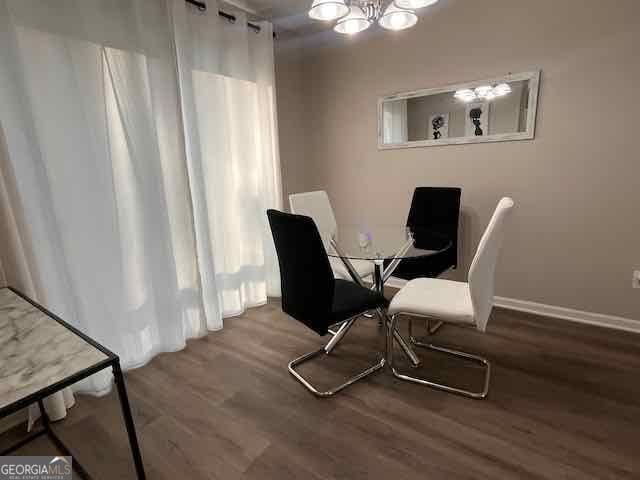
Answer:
172, 0, 282, 314
0, 0, 281, 419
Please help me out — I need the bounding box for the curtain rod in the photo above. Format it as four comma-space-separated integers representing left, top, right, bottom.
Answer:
185, 0, 262, 34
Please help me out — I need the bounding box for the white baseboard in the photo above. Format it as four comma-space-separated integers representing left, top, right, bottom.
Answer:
493, 296, 640, 334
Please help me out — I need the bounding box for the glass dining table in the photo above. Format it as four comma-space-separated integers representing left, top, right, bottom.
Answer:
327, 225, 452, 366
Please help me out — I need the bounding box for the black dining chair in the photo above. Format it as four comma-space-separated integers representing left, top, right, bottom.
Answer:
267, 209, 388, 397
391, 187, 462, 281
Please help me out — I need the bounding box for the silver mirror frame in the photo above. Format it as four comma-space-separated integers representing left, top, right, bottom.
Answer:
378, 70, 541, 150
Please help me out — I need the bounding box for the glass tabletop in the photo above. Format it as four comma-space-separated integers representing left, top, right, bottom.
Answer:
327, 225, 452, 261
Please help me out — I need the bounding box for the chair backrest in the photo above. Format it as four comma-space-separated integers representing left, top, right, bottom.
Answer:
468, 197, 515, 331
267, 209, 335, 335
406, 187, 461, 267
289, 191, 338, 249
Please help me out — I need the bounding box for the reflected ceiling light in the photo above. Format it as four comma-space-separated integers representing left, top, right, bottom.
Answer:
453, 89, 476, 102
308, 0, 350, 21
454, 83, 513, 102
493, 83, 512, 96
310, 0, 439, 35
474, 85, 493, 98
379, 3, 417, 30
334, 5, 371, 34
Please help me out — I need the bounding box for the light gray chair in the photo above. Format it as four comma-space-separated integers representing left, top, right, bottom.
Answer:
387, 197, 515, 399
289, 190, 374, 282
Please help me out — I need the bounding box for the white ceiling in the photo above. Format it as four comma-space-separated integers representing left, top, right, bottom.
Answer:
233, 0, 327, 36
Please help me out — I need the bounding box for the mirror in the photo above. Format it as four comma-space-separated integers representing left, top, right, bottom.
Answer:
378, 71, 540, 149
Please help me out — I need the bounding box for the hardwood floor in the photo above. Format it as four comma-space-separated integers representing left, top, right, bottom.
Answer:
2, 301, 640, 479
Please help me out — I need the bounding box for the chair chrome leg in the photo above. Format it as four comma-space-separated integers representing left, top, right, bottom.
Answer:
327, 319, 346, 336
408, 318, 444, 343
288, 348, 385, 397
392, 325, 421, 367
381, 310, 421, 367
389, 315, 491, 399
324, 316, 357, 354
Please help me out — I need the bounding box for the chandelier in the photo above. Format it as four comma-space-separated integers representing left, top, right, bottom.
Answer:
308, 0, 439, 35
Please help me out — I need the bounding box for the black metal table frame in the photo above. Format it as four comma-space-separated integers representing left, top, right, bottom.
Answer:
0, 287, 146, 480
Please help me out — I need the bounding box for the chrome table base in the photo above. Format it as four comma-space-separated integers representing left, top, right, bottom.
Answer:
328, 238, 421, 367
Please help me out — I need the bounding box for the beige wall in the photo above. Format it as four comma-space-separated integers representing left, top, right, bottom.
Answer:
275, 0, 640, 321
275, 51, 312, 204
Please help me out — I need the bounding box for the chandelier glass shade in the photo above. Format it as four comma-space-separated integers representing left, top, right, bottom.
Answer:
334, 5, 371, 34
308, 0, 439, 35
378, 3, 417, 31
308, 0, 350, 21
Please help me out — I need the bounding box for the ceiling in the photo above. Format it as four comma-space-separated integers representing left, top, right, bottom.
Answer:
228, 0, 328, 36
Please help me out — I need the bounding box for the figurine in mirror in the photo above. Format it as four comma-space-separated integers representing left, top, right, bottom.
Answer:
429, 113, 448, 140
467, 103, 487, 136
469, 107, 483, 136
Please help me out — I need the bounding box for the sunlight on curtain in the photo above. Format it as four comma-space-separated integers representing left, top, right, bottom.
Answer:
104, 49, 148, 313
173, 0, 282, 317
0, 0, 282, 404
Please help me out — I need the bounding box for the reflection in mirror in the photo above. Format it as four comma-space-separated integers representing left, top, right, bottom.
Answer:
379, 71, 540, 148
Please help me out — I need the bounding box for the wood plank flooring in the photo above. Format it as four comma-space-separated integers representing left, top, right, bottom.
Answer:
2, 300, 639, 479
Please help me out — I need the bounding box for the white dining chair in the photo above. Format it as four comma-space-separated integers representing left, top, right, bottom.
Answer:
289, 191, 374, 282
387, 197, 515, 399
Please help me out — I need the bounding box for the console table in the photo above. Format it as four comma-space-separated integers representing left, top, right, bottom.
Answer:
0, 287, 146, 479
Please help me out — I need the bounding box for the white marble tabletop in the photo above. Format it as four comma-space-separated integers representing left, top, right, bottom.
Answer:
0, 288, 109, 411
